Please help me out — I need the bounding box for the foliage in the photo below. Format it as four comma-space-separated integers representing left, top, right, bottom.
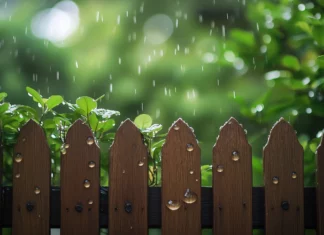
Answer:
0, 88, 119, 185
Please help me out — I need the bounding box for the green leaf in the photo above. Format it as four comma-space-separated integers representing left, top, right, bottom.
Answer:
76, 96, 97, 115
141, 124, 163, 134
98, 119, 115, 132
312, 25, 324, 47
26, 87, 44, 105
296, 21, 312, 35
230, 29, 255, 47
281, 55, 300, 71
46, 95, 63, 111
311, 78, 324, 89
134, 114, 152, 129
317, 55, 324, 68
88, 113, 99, 131
0, 103, 9, 114
0, 92, 7, 102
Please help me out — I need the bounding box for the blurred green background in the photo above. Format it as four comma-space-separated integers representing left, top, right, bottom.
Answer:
1, 0, 324, 233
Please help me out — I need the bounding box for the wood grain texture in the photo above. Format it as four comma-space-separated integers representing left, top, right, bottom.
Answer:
263, 118, 304, 235
61, 120, 100, 235
212, 117, 252, 235
162, 119, 201, 235
317, 137, 324, 235
109, 119, 149, 235
12, 120, 50, 235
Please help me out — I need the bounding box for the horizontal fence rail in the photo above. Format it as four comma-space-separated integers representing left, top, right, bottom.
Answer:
0, 187, 318, 228
0, 117, 323, 235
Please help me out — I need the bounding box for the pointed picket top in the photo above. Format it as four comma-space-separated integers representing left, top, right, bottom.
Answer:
61, 119, 100, 235
317, 136, 324, 234
162, 118, 201, 235
263, 118, 304, 235
109, 119, 148, 235
213, 117, 252, 235
13, 119, 50, 235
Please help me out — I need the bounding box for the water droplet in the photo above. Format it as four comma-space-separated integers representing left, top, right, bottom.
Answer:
217, 165, 224, 172
88, 161, 96, 168
61, 149, 67, 155
64, 144, 70, 149
122, 170, 126, 174
292, 172, 297, 179
84, 180, 91, 188
87, 137, 94, 145
15, 173, 20, 178
22, 138, 26, 142
195, 179, 199, 182
272, 176, 279, 184
232, 151, 239, 161
174, 125, 180, 130
189, 170, 194, 175
183, 189, 198, 204
186, 144, 194, 152
166, 200, 181, 211
15, 153, 22, 163
138, 161, 144, 166
34, 187, 41, 194
88, 200, 94, 205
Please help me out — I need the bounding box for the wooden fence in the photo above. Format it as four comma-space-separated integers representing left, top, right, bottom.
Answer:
0, 117, 323, 235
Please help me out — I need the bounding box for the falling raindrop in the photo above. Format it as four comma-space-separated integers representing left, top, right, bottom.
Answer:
15, 153, 23, 163
166, 200, 181, 211
84, 180, 91, 188
186, 144, 194, 152
272, 176, 279, 184
87, 137, 94, 145
232, 151, 240, 161
183, 189, 198, 204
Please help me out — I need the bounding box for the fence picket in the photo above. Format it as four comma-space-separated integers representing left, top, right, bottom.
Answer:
61, 120, 100, 235
263, 118, 304, 235
109, 119, 149, 235
162, 119, 201, 235
12, 120, 50, 235
212, 117, 252, 235
317, 137, 324, 235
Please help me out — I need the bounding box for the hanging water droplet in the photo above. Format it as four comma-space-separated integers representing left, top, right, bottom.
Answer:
84, 179, 91, 188
87, 137, 94, 145
138, 161, 144, 166
61, 148, 67, 155
292, 172, 297, 179
232, 151, 239, 161
195, 179, 199, 182
34, 187, 41, 194
64, 144, 70, 149
22, 138, 26, 142
122, 170, 126, 174
88, 161, 96, 168
88, 200, 94, 205
15, 173, 20, 178
217, 165, 224, 172
189, 170, 194, 175
272, 176, 279, 184
174, 125, 180, 130
15, 153, 22, 163
186, 144, 194, 152
166, 200, 181, 211
183, 189, 198, 204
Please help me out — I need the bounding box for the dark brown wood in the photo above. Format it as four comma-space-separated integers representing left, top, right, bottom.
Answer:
162, 119, 201, 235
317, 137, 324, 235
12, 120, 50, 235
263, 118, 304, 235
61, 120, 100, 235
213, 117, 252, 235
109, 119, 148, 235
